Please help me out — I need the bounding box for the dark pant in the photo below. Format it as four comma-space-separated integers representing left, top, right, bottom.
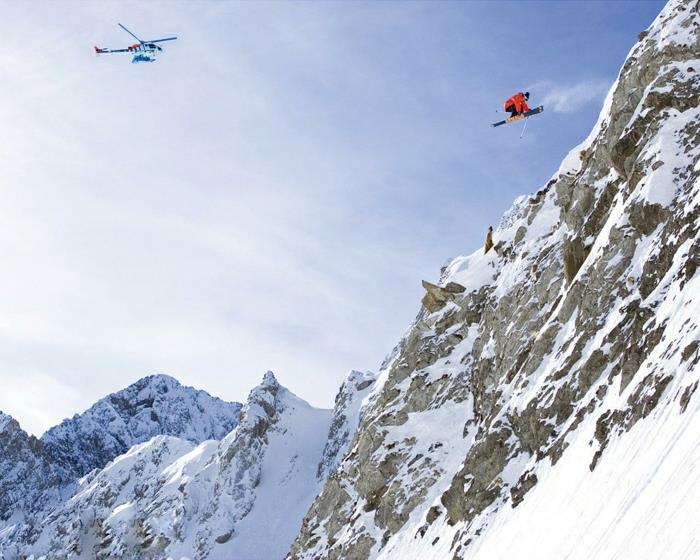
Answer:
505, 104, 519, 118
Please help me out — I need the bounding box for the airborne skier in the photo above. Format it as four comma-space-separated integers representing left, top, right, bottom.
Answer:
491, 91, 544, 128
504, 91, 530, 118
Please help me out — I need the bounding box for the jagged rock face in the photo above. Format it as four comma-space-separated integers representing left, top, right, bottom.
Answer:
2, 372, 338, 560
288, 1, 700, 559
41, 374, 242, 477
0, 413, 72, 526
317, 370, 376, 481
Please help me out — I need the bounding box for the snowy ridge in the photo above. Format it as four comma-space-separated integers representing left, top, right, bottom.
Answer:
288, 1, 700, 558
41, 374, 242, 477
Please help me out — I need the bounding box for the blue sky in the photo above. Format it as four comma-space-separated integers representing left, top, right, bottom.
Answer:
0, 0, 665, 435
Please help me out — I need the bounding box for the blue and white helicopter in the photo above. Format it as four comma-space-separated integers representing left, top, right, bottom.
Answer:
95, 23, 177, 63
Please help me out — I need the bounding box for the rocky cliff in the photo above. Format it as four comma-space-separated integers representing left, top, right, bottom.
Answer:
0, 414, 72, 531
288, 1, 700, 558
317, 370, 377, 481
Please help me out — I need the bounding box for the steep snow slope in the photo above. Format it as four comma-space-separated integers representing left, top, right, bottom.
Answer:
288, 1, 700, 559
229, 381, 333, 560
42, 374, 242, 476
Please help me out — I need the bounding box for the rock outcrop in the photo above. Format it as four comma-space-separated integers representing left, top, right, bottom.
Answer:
421, 280, 466, 313
317, 370, 376, 481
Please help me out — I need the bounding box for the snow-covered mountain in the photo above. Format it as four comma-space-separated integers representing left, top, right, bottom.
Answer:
41, 374, 242, 477
2, 1, 698, 559
0, 375, 242, 557
0, 370, 375, 559
289, 1, 700, 559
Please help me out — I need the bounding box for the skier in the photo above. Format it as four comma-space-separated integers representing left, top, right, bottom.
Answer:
504, 91, 530, 118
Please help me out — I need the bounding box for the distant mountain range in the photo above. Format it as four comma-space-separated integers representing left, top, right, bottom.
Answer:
0, 370, 375, 559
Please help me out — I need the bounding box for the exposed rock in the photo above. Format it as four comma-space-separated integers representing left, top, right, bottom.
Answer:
679, 381, 698, 413
563, 236, 591, 283
317, 370, 377, 480
510, 471, 538, 508
444, 282, 467, 294
681, 340, 698, 362
420, 280, 465, 312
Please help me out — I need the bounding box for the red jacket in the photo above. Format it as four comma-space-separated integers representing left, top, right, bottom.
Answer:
504, 92, 529, 113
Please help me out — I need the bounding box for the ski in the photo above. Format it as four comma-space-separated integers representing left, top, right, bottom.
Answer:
492, 105, 544, 128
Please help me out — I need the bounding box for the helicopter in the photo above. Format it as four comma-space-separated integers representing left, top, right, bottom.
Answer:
95, 23, 177, 63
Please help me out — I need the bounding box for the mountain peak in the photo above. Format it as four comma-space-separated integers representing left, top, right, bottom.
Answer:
0, 411, 16, 434
133, 373, 181, 388
236, 371, 285, 428
343, 370, 376, 392
41, 375, 242, 477
261, 370, 280, 389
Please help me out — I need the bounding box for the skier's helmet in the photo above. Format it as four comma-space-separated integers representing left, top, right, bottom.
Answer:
524, 91, 530, 100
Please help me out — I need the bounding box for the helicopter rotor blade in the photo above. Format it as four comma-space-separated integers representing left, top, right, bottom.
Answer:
118, 23, 144, 43
145, 37, 178, 44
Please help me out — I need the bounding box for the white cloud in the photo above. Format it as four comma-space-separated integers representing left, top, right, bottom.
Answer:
540, 80, 612, 114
